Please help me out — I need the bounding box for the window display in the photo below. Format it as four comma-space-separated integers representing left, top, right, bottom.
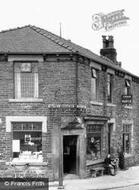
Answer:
123, 124, 131, 154
12, 122, 42, 163
86, 125, 102, 160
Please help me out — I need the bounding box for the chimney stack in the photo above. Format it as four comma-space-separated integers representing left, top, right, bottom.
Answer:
100, 35, 117, 63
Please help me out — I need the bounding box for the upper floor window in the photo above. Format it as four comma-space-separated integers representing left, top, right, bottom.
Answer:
91, 68, 98, 101
14, 62, 38, 99
125, 79, 131, 95
107, 73, 113, 103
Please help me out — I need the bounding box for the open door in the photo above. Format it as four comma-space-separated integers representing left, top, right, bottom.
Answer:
63, 135, 78, 174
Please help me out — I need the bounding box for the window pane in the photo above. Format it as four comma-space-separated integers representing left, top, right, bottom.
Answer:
12, 122, 42, 131
123, 124, 131, 154
21, 72, 34, 98
12, 122, 42, 162
87, 135, 101, 160
91, 68, 97, 78
124, 80, 131, 95
123, 134, 130, 153
107, 74, 112, 102
91, 78, 97, 101
86, 125, 101, 160
14, 63, 38, 99
125, 80, 130, 87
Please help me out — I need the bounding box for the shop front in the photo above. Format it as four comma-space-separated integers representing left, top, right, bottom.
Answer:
84, 115, 108, 176
61, 117, 86, 178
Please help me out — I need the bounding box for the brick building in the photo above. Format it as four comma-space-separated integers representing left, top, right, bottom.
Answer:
0, 25, 139, 180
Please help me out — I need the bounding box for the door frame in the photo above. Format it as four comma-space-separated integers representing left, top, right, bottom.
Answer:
63, 135, 78, 174
62, 129, 86, 178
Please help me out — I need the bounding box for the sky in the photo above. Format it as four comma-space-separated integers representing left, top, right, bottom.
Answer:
0, 0, 139, 75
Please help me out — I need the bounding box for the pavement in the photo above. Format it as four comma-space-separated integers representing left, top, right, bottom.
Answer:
49, 166, 139, 190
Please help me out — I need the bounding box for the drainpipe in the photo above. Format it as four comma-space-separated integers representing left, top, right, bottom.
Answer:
75, 53, 79, 115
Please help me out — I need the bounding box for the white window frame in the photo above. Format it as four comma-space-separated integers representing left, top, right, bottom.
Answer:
6, 116, 47, 133
125, 79, 131, 95
107, 73, 113, 103
6, 116, 47, 163
122, 120, 133, 156
91, 68, 98, 101
14, 62, 39, 99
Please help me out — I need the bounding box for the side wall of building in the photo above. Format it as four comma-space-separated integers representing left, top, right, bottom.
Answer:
77, 59, 139, 167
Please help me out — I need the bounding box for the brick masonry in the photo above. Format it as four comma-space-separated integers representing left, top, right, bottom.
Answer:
0, 53, 138, 180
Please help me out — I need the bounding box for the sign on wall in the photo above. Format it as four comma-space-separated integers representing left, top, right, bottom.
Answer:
121, 95, 132, 104
0, 178, 48, 190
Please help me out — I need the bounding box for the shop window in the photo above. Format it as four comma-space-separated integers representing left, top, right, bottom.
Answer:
91, 68, 98, 101
14, 62, 38, 99
12, 122, 42, 162
107, 73, 113, 103
125, 79, 131, 95
123, 124, 131, 154
86, 125, 102, 160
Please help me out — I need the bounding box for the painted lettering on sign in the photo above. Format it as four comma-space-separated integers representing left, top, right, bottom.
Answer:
121, 95, 132, 104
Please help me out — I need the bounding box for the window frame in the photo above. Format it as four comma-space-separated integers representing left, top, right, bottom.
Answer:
107, 73, 113, 103
12, 122, 43, 162
123, 124, 132, 154
86, 124, 102, 161
91, 68, 98, 101
6, 116, 47, 164
124, 79, 131, 95
14, 61, 39, 99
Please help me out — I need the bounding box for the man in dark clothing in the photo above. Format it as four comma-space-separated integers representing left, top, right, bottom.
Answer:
104, 154, 117, 176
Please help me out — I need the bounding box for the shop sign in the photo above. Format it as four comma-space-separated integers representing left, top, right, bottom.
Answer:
0, 178, 48, 190
121, 95, 132, 104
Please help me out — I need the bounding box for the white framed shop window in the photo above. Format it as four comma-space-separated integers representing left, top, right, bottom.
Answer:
122, 120, 133, 156
6, 116, 47, 163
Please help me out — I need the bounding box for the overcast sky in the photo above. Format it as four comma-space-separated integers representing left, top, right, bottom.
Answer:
0, 0, 139, 75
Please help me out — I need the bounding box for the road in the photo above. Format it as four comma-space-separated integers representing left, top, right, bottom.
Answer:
112, 184, 139, 190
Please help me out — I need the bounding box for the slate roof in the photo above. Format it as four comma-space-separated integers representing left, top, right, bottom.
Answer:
0, 25, 137, 78
0, 25, 70, 53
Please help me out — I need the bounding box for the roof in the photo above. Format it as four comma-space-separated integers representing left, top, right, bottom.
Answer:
0, 25, 137, 78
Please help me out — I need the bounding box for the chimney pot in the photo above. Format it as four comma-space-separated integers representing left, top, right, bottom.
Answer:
102, 35, 108, 48
108, 36, 114, 48
100, 35, 117, 63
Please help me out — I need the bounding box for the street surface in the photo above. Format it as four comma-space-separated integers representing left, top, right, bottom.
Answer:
112, 184, 139, 190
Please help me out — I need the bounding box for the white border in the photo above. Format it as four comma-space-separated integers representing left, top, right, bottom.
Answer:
6, 116, 47, 133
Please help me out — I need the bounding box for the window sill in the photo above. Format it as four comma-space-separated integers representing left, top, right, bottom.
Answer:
124, 105, 133, 109
90, 101, 103, 106
124, 153, 132, 158
6, 161, 48, 166
86, 159, 104, 166
9, 98, 43, 103
107, 103, 116, 107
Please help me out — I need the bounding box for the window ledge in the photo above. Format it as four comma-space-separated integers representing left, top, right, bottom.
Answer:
124, 153, 132, 158
86, 159, 104, 166
9, 98, 43, 103
6, 161, 48, 166
90, 101, 103, 106
107, 103, 116, 107
124, 105, 133, 109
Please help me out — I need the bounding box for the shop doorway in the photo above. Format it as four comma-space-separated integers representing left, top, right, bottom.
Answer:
63, 135, 78, 174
